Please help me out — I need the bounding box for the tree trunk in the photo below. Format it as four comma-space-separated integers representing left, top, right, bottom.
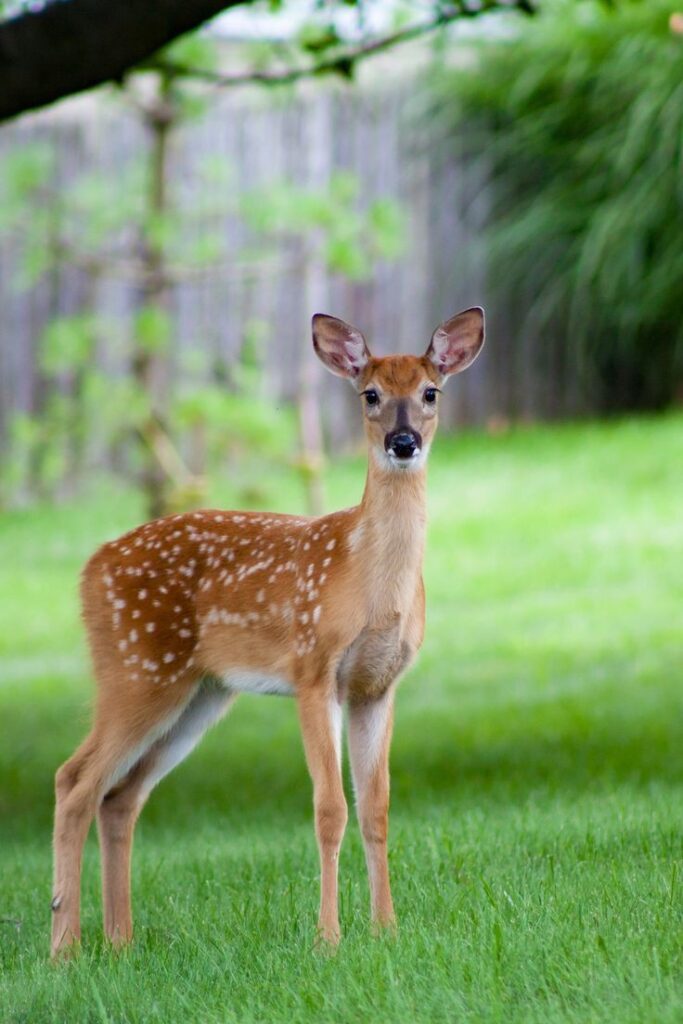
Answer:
0, 0, 244, 123
298, 95, 330, 517
134, 75, 175, 520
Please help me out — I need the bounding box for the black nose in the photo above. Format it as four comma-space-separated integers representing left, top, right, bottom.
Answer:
386, 431, 419, 459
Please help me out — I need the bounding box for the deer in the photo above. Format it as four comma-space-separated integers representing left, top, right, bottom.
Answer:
50, 306, 485, 957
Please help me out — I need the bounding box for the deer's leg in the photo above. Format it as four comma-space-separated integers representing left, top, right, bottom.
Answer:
97, 757, 149, 948
97, 681, 235, 947
52, 730, 124, 957
297, 689, 347, 945
347, 689, 396, 930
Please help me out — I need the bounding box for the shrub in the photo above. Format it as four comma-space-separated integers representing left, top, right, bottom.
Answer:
433, 0, 683, 410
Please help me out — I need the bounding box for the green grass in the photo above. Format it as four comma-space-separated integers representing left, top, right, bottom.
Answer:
1, 415, 682, 1023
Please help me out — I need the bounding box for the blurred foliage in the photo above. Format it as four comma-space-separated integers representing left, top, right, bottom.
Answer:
0, 310, 295, 506
242, 171, 404, 278
432, 0, 683, 410
173, 328, 297, 469
0, 62, 404, 508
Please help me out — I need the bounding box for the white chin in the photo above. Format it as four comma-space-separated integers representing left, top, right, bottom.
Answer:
373, 447, 427, 472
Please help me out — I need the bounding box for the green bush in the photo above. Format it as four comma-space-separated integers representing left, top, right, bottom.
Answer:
433, 0, 683, 410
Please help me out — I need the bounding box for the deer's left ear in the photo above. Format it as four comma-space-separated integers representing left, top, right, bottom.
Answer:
312, 314, 371, 383
425, 306, 485, 380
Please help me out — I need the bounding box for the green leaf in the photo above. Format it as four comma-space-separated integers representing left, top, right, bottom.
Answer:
160, 33, 219, 74
324, 236, 370, 279
134, 306, 171, 353
368, 199, 405, 259
39, 316, 96, 375
297, 22, 342, 54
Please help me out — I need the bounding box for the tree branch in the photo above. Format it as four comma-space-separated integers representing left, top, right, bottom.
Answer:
155, 2, 535, 90
0, 0, 242, 123
0, 0, 535, 123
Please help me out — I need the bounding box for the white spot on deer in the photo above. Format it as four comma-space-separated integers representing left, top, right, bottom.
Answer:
256, 589, 265, 603
163, 652, 175, 664
138, 589, 147, 600
325, 539, 336, 551
129, 629, 138, 643
119, 640, 128, 653
313, 604, 322, 624
114, 599, 126, 610
146, 622, 155, 633
132, 609, 141, 619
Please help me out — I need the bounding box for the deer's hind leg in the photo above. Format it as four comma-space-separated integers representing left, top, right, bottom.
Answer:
97, 679, 235, 947
52, 729, 110, 957
51, 679, 201, 958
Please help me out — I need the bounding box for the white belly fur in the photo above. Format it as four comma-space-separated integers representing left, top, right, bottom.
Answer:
222, 669, 295, 697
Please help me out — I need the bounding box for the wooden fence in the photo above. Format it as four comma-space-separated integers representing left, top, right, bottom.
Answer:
0, 73, 588, 456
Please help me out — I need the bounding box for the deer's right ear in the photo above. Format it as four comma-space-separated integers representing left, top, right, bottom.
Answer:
425, 306, 485, 381
312, 314, 371, 383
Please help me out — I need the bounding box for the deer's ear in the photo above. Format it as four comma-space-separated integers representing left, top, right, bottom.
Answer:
426, 306, 485, 380
312, 314, 371, 382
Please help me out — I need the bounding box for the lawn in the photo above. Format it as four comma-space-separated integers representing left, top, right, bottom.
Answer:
1, 415, 682, 1023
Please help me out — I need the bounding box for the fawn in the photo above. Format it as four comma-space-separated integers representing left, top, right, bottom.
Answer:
51, 306, 485, 956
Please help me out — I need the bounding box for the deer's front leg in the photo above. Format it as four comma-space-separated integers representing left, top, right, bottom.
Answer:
347, 689, 396, 930
297, 688, 347, 945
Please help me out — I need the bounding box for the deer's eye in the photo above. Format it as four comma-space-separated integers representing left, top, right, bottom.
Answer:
363, 389, 380, 407
424, 387, 438, 405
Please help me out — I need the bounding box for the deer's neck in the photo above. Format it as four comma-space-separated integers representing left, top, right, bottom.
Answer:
353, 453, 427, 618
